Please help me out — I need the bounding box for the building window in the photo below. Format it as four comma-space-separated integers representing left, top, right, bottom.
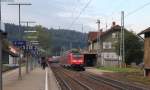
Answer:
103, 42, 112, 49
112, 33, 117, 38
103, 52, 118, 59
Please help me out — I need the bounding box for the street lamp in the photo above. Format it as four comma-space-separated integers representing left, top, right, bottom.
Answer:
8, 3, 32, 80
21, 21, 35, 74
0, 1, 2, 90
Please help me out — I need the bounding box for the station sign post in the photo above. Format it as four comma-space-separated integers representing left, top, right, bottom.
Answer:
13, 40, 26, 80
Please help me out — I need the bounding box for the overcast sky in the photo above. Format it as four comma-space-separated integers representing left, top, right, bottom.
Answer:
2, 0, 150, 33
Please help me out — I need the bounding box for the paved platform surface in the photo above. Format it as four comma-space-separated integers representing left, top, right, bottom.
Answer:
3, 66, 60, 90
48, 67, 60, 90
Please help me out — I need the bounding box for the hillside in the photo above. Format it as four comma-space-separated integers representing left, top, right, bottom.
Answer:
5, 23, 88, 55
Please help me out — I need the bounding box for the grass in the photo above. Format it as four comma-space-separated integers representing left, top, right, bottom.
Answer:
97, 66, 150, 85
127, 75, 150, 85
97, 66, 142, 73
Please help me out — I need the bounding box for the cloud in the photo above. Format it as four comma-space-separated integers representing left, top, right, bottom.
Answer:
2, 0, 150, 33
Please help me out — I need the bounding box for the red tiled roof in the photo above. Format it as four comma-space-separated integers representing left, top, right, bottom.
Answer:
88, 32, 103, 42
138, 27, 150, 35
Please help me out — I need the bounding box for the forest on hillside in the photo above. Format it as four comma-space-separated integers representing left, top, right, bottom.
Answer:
5, 23, 88, 55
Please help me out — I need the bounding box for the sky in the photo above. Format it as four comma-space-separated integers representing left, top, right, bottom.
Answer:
2, 0, 150, 33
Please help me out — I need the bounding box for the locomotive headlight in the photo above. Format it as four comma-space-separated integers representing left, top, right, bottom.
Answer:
72, 60, 83, 63
78, 60, 83, 63
72, 60, 77, 63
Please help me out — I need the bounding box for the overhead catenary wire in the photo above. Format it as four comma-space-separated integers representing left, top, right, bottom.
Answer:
118, 1, 150, 67
68, 0, 92, 29
126, 1, 150, 17
103, 1, 150, 29
71, 0, 80, 19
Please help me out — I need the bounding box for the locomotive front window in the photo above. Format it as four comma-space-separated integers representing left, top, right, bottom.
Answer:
73, 53, 82, 59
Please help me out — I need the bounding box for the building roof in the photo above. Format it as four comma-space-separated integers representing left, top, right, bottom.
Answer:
88, 25, 121, 42
100, 25, 121, 37
138, 27, 150, 35
88, 32, 103, 42
8, 46, 19, 57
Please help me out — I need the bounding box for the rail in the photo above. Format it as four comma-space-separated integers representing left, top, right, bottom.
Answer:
83, 72, 149, 90
51, 66, 93, 90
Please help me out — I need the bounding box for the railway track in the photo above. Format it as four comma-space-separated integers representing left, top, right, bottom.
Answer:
62, 68, 117, 90
52, 67, 71, 90
51, 64, 149, 90
51, 66, 93, 90
81, 72, 149, 90
61, 67, 149, 90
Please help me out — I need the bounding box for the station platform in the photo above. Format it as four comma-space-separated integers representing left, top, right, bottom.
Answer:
3, 66, 60, 90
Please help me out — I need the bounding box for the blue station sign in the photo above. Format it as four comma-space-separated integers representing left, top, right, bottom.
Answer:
13, 40, 26, 46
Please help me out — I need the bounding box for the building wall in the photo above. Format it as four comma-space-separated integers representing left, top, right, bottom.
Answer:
144, 37, 150, 68
103, 60, 119, 67
96, 31, 120, 66
2, 51, 9, 64
88, 29, 121, 67
101, 52, 119, 66
9, 55, 19, 66
93, 42, 99, 50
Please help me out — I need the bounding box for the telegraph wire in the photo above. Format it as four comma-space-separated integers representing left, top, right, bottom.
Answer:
126, 1, 150, 17
68, 0, 92, 29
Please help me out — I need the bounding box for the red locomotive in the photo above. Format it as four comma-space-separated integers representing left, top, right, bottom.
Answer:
60, 49, 85, 70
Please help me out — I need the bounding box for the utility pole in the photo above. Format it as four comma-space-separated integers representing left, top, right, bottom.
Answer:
96, 19, 100, 50
0, 39, 2, 90
96, 19, 101, 66
122, 11, 125, 67
21, 21, 35, 74
0, 0, 2, 89
58, 26, 61, 30
81, 24, 84, 48
120, 11, 125, 67
21, 21, 35, 28
70, 42, 72, 49
0, 34, 2, 90
82, 24, 84, 40
8, 3, 32, 80
120, 15, 122, 67
106, 22, 108, 30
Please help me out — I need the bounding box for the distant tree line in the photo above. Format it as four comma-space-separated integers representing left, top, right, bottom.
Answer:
5, 23, 88, 56
115, 30, 144, 65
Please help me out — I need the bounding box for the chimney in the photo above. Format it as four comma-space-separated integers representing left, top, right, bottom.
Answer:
100, 29, 103, 33
112, 21, 116, 27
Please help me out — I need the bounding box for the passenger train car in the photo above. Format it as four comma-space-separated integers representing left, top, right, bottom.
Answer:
60, 49, 85, 70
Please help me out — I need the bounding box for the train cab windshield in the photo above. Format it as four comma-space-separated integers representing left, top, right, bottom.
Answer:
72, 52, 83, 59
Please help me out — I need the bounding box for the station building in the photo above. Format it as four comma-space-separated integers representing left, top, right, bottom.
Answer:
87, 22, 122, 67
139, 27, 150, 77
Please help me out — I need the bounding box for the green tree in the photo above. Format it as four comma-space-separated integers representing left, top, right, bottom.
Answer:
35, 25, 52, 55
116, 31, 144, 65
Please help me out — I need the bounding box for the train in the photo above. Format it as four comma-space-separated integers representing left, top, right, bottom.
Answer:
48, 56, 60, 63
60, 49, 85, 71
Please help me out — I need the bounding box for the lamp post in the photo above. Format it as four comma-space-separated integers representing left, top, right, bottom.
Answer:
8, 3, 32, 80
21, 21, 35, 74
96, 19, 101, 66
0, 0, 2, 89
0, 0, 14, 89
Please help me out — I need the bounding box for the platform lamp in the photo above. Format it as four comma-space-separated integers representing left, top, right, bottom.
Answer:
0, 0, 8, 90
8, 3, 32, 80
